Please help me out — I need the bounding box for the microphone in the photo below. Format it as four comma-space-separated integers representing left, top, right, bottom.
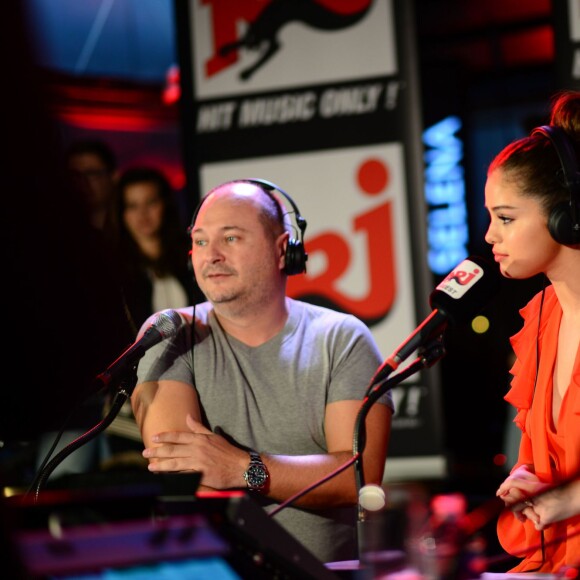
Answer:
378, 256, 500, 377
96, 309, 185, 387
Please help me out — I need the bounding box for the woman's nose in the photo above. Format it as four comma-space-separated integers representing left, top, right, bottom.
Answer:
484, 224, 496, 245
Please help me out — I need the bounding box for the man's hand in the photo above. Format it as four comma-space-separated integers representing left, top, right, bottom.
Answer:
142, 413, 249, 489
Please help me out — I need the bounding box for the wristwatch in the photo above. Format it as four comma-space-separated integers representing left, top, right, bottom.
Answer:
243, 450, 269, 492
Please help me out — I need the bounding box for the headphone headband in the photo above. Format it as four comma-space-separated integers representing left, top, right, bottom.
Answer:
532, 125, 580, 192
248, 178, 308, 241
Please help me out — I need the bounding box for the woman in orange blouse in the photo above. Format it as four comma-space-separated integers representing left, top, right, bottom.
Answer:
486, 90, 580, 571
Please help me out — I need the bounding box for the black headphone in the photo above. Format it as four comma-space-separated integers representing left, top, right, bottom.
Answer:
531, 125, 580, 245
188, 178, 308, 275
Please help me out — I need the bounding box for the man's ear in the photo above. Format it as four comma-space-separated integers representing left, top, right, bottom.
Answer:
278, 231, 289, 272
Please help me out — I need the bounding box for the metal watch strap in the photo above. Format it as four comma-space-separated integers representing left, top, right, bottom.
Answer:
243, 450, 269, 492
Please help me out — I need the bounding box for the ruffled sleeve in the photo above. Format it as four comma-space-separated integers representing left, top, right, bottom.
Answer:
497, 286, 560, 568
504, 286, 557, 430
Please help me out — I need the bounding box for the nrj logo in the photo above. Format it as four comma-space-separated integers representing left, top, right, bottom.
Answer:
437, 259, 482, 298
202, 0, 374, 81
287, 157, 396, 326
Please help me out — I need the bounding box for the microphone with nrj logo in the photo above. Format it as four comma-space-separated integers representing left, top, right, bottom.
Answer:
429, 255, 501, 326
374, 256, 501, 381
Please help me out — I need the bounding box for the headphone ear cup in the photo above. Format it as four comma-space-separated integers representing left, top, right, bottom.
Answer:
283, 238, 306, 276
548, 201, 580, 245
532, 125, 580, 246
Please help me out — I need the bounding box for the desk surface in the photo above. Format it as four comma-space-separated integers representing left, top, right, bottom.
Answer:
483, 575, 555, 580
325, 561, 558, 580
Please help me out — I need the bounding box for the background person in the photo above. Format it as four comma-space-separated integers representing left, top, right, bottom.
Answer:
65, 138, 120, 246
116, 165, 196, 332
131, 179, 394, 564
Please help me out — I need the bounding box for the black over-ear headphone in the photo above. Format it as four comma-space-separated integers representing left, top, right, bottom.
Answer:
188, 178, 308, 275
532, 125, 580, 245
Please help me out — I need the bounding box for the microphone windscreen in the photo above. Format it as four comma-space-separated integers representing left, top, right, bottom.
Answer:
153, 309, 185, 338
429, 255, 501, 326
359, 484, 386, 511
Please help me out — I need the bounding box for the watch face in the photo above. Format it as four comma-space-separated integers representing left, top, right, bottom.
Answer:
246, 464, 268, 488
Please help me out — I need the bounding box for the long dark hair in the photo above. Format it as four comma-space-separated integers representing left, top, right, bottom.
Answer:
487, 90, 580, 218
116, 166, 190, 277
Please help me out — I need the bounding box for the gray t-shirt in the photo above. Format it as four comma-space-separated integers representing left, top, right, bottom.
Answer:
137, 298, 393, 563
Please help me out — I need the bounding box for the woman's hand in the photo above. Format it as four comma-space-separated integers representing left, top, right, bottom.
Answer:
529, 479, 580, 530
496, 465, 544, 523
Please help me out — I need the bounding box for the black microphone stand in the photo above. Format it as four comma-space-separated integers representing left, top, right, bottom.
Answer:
29, 367, 139, 503
354, 339, 446, 559
354, 338, 446, 496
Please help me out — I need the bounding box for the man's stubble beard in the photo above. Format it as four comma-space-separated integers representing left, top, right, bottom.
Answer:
205, 277, 280, 317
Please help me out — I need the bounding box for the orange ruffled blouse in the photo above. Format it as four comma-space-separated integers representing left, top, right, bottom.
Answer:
497, 285, 580, 571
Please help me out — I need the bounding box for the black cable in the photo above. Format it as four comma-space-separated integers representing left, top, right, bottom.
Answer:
191, 300, 197, 389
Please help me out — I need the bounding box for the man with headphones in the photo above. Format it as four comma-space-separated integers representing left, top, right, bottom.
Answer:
130, 178, 394, 564
485, 91, 580, 571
